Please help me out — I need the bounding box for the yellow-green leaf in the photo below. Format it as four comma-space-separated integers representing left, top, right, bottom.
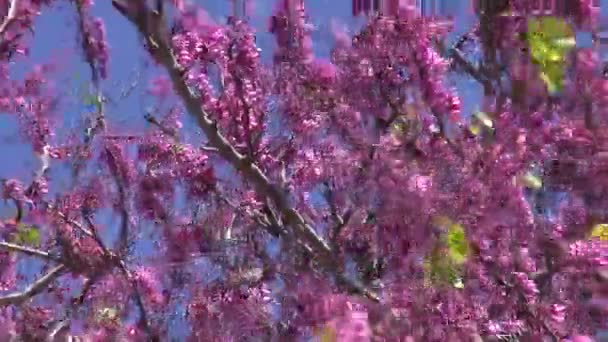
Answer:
522, 172, 543, 190
473, 111, 493, 128
527, 17, 575, 94
590, 224, 608, 241
528, 17, 574, 41
469, 123, 481, 136
423, 250, 461, 288
446, 223, 469, 265
13, 225, 41, 247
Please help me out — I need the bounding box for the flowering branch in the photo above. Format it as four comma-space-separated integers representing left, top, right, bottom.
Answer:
0, 264, 66, 306
112, 0, 379, 302
116, 260, 158, 341
49, 204, 95, 238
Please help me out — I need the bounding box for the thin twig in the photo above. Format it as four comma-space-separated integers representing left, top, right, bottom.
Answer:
0, 265, 66, 306
0, 241, 61, 262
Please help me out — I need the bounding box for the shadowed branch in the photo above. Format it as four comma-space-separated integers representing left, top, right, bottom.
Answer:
0, 265, 66, 306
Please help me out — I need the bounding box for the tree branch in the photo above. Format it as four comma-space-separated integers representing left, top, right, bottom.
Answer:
450, 48, 492, 91
0, 265, 66, 306
48, 204, 95, 239
0, 0, 18, 37
144, 112, 179, 138
0, 241, 61, 262
46, 277, 96, 341
103, 147, 130, 255
113, 0, 379, 302
116, 260, 158, 341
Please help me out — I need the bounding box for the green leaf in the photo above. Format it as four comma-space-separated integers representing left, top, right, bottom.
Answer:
423, 250, 461, 288
469, 123, 481, 136
446, 223, 469, 265
425, 217, 469, 287
527, 17, 575, 94
528, 16, 574, 41
540, 62, 565, 93
14, 225, 41, 247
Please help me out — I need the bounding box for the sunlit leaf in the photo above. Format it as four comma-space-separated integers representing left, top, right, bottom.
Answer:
590, 224, 608, 241
527, 17, 575, 94
446, 223, 469, 265
469, 123, 481, 136
522, 172, 543, 190
540, 63, 566, 93
528, 16, 574, 40
473, 111, 493, 128
423, 248, 461, 288
13, 224, 41, 247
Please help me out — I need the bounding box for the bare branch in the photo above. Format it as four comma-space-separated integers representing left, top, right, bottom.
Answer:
103, 147, 130, 255
200, 145, 219, 153
113, 0, 379, 302
0, 0, 18, 37
0, 265, 66, 306
0, 241, 61, 262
